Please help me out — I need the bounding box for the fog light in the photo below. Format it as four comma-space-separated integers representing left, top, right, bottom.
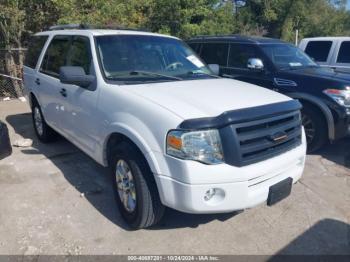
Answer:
204, 188, 216, 201
203, 188, 225, 205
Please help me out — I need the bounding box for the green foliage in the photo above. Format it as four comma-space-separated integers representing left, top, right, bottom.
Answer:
237, 0, 350, 42
1, 0, 350, 47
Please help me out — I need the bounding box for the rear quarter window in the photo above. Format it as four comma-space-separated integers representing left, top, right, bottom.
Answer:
24, 35, 48, 69
336, 41, 350, 63
304, 41, 332, 62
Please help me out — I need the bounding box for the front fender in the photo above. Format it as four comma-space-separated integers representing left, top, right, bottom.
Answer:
100, 113, 164, 175
288, 92, 335, 140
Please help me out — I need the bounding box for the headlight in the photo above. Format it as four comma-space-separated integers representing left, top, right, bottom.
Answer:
166, 129, 224, 164
323, 88, 350, 107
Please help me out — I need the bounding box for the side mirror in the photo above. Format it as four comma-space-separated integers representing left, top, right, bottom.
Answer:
0, 121, 12, 160
59, 66, 95, 89
247, 58, 264, 72
208, 64, 220, 76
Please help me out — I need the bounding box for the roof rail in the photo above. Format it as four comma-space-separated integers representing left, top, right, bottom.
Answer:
48, 24, 150, 32
48, 24, 90, 31
191, 34, 240, 39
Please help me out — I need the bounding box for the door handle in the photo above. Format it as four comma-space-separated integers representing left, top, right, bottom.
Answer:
60, 88, 67, 97
35, 78, 40, 85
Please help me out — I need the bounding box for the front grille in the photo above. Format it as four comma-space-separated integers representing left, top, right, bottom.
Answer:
221, 111, 302, 167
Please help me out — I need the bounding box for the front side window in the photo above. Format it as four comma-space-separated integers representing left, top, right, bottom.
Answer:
40, 35, 71, 77
24, 35, 48, 69
95, 35, 212, 83
336, 41, 350, 63
261, 44, 317, 70
304, 41, 332, 62
200, 43, 229, 66
228, 44, 259, 68
66, 36, 92, 74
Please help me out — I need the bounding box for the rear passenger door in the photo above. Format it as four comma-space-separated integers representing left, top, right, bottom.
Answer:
23, 35, 49, 99
37, 35, 71, 131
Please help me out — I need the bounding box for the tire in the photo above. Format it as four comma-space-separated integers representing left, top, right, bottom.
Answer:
31, 102, 57, 143
301, 104, 328, 152
110, 141, 165, 229
0, 121, 12, 160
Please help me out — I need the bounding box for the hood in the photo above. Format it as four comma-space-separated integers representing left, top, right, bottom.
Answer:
123, 78, 291, 120
284, 66, 350, 82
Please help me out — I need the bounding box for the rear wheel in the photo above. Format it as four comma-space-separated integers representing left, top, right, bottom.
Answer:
110, 141, 165, 229
31, 102, 57, 143
301, 104, 327, 152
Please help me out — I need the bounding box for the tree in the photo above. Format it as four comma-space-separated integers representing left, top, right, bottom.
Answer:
147, 0, 236, 39
0, 0, 25, 97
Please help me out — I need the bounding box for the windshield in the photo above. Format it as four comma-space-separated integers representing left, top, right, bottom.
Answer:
95, 35, 212, 83
261, 44, 318, 70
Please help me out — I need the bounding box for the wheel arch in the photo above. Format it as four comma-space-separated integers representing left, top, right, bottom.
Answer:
29, 92, 38, 108
288, 93, 335, 140
102, 126, 162, 175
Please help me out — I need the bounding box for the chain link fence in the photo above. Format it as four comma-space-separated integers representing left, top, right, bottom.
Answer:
0, 48, 26, 99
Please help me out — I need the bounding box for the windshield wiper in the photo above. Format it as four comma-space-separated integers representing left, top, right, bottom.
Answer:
130, 71, 183, 81
185, 71, 220, 78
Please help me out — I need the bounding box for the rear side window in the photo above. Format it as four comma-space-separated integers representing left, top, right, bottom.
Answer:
228, 44, 258, 68
40, 35, 71, 77
200, 43, 229, 66
24, 36, 48, 68
336, 41, 350, 63
66, 36, 92, 74
188, 43, 200, 53
304, 41, 332, 62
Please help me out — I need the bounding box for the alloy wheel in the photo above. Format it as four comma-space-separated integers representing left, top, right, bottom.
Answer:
34, 107, 44, 136
115, 159, 137, 213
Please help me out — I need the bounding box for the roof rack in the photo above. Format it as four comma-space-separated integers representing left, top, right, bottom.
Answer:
48, 24, 90, 31
48, 24, 150, 32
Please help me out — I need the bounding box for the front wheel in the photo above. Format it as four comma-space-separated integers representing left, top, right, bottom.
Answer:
110, 141, 165, 229
301, 105, 327, 152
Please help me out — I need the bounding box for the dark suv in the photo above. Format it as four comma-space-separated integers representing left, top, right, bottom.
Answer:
188, 35, 350, 152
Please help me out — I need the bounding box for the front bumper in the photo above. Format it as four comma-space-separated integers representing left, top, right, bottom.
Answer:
153, 133, 306, 214
334, 115, 350, 140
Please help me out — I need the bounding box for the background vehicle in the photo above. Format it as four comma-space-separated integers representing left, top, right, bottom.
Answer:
299, 37, 350, 74
188, 35, 350, 152
0, 121, 12, 160
23, 26, 306, 229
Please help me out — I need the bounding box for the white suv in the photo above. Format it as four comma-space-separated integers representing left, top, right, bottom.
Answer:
23, 25, 306, 229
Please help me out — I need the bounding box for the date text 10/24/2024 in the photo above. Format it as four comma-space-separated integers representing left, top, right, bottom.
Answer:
127, 256, 220, 261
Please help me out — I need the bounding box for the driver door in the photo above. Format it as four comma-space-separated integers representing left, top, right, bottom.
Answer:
223, 43, 275, 89
61, 35, 100, 155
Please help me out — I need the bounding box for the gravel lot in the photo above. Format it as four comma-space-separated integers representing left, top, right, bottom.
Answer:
0, 100, 349, 255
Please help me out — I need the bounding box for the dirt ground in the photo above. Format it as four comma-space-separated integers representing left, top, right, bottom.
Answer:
0, 100, 349, 255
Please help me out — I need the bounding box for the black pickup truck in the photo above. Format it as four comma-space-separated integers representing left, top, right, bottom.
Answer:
0, 121, 12, 160
188, 35, 350, 152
